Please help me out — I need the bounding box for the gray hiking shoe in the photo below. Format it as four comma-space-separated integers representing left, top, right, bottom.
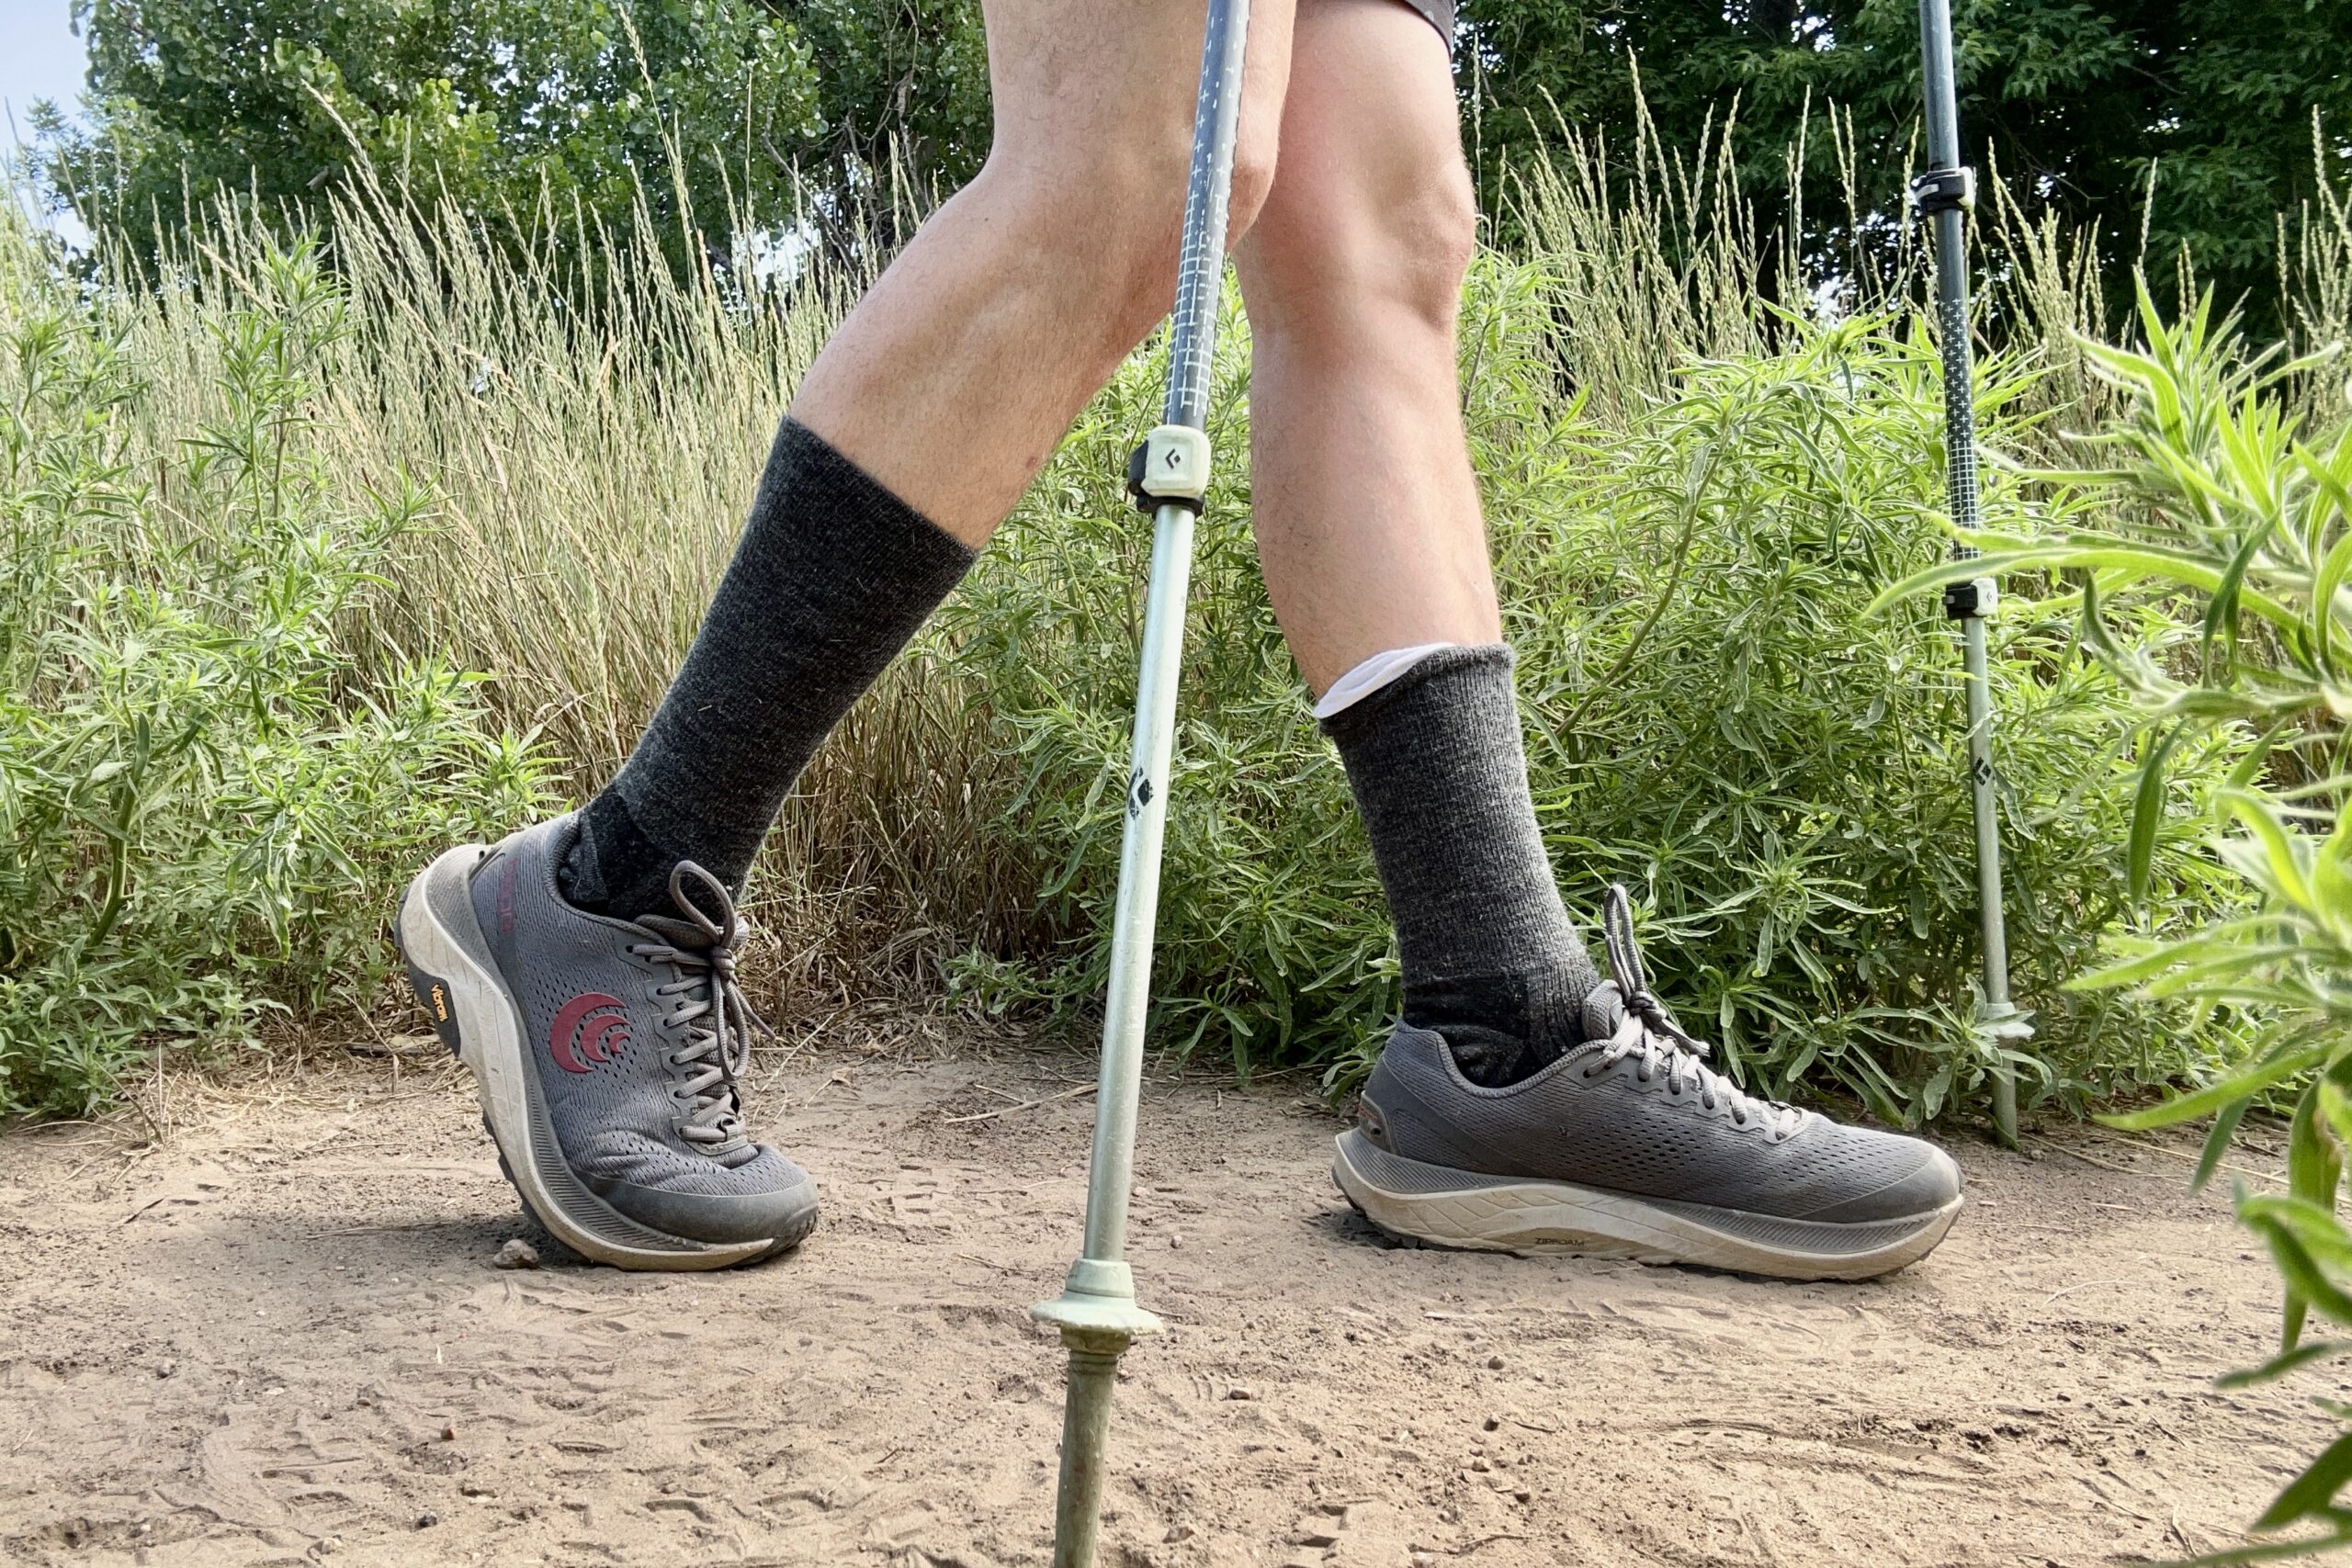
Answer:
1334, 886, 1962, 1280
394, 815, 819, 1269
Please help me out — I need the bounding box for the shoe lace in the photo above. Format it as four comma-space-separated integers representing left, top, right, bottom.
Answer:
1592, 885, 1801, 1138
627, 862, 772, 1149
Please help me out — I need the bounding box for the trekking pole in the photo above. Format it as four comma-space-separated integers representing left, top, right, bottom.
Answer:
1029, 0, 1250, 1562
1913, 0, 2026, 1148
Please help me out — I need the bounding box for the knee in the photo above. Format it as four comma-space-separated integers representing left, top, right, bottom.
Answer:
1248, 153, 1479, 339
979, 108, 1283, 356
1225, 118, 1282, 248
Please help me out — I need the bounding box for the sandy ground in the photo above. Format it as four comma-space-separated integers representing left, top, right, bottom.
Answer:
0, 1022, 2336, 1568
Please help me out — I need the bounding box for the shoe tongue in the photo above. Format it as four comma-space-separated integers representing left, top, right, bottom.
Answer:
1580, 978, 1627, 1044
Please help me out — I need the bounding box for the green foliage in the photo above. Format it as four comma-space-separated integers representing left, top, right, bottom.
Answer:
0, 218, 554, 1116
36, 0, 941, 274
29, 0, 2349, 332
787, 1, 990, 222
942, 265, 2245, 1122
1460, 0, 2352, 331
7, 137, 2274, 1133
1882, 282, 2352, 1557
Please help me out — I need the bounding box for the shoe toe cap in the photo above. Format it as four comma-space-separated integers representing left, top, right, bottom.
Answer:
597, 1155, 821, 1247
1800, 1135, 1963, 1224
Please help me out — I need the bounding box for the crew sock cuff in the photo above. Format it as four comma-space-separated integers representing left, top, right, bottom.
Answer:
566, 418, 974, 921
1311, 642, 1461, 719
612, 417, 975, 864
1323, 641, 1601, 1083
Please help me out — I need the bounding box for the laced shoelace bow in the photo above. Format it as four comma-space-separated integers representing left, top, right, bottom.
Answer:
1591, 885, 1800, 1137
628, 862, 773, 1148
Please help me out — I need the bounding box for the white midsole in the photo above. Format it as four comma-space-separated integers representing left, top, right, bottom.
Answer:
398, 846, 772, 1271
1332, 1131, 1959, 1282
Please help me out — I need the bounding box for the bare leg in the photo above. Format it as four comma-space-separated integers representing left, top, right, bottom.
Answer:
1239, 0, 1592, 1095
567, 0, 1295, 919
791, 0, 1297, 547
1236, 0, 1487, 694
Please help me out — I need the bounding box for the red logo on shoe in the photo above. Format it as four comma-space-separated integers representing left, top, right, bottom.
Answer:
549, 992, 629, 1074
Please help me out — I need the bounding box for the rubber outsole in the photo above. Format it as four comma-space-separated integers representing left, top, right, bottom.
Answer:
1331, 1130, 1959, 1282
393, 846, 815, 1271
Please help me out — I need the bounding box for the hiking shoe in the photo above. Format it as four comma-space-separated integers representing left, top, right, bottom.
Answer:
393, 815, 819, 1269
1333, 886, 1962, 1280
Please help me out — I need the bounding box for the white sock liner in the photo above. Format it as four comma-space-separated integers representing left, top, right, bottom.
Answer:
1311, 643, 1460, 719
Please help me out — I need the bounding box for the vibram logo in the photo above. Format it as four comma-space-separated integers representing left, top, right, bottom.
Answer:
430, 984, 449, 1022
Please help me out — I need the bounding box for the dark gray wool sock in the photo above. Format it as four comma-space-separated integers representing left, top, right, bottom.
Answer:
560, 417, 976, 921
1320, 644, 1602, 1087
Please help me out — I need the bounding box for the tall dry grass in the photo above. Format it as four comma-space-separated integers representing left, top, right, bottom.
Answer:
23, 122, 2349, 1118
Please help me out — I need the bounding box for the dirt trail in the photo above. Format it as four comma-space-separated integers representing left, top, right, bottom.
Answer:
0, 1028, 2330, 1567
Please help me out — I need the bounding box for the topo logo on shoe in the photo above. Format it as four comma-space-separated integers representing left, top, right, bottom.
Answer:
549, 992, 629, 1074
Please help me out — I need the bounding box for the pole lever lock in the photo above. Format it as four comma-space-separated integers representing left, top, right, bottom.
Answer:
1942, 576, 1998, 620
1909, 165, 1976, 215
1125, 424, 1212, 514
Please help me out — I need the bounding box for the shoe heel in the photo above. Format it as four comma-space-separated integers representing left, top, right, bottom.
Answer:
395, 878, 464, 1059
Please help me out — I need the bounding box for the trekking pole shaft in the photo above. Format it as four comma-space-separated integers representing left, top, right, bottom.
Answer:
1035, 2, 1251, 1563
1084, 0, 1249, 1276
1919, 0, 2020, 1145
1162, 0, 1250, 432
1080, 498, 1199, 1267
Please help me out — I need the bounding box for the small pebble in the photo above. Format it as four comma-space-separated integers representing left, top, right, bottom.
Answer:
1482, 1416, 1500, 1431
440, 1423, 458, 1441
1487, 1354, 1506, 1371
493, 1238, 541, 1270
1226, 1386, 1254, 1402
415, 1513, 438, 1529
1164, 1524, 1195, 1542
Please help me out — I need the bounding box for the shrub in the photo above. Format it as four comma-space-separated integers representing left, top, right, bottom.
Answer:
0, 220, 553, 1116
1883, 282, 2352, 1555
3, 148, 2272, 1127
943, 275, 2249, 1123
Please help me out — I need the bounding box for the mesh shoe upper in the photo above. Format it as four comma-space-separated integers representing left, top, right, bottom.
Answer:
1359, 888, 1962, 1224
470, 816, 808, 1203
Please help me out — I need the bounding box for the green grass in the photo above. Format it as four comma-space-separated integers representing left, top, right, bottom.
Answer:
6, 125, 2345, 1123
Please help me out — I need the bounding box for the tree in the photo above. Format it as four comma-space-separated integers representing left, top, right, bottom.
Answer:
39, 0, 989, 272
33, 0, 2348, 327
1458, 0, 2352, 329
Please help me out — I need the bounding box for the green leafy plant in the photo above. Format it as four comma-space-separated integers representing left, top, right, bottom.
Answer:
6, 127, 2292, 1127
0, 217, 554, 1115
935, 272, 2247, 1122
1879, 280, 2352, 1559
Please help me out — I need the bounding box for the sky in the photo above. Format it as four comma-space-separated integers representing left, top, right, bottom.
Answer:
0, 0, 88, 138
2, 0, 87, 240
